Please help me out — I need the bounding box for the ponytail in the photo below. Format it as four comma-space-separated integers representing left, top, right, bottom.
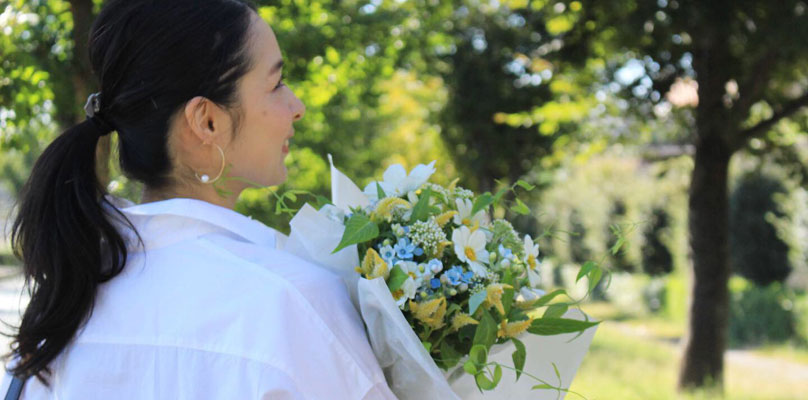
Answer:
5, 0, 257, 385
7, 117, 133, 384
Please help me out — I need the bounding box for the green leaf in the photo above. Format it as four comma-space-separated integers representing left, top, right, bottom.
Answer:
502, 268, 514, 286
543, 303, 569, 318
492, 187, 509, 206
515, 180, 535, 191
387, 265, 408, 292
473, 309, 498, 349
314, 195, 332, 210
439, 341, 462, 369
576, 261, 597, 283
533, 289, 567, 308
511, 198, 530, 215
492, 364, 503, 386
511, 338, 526, 381
469, 344, 488, 366
471, 192, 495, 216
528, 317, 599, 336
469, 289, 487, 315
532, 384, 555, 390
463, 359, 478, 375
502, 285, 515, 316
332, 214, 379, 253
410, 188, 433, 222
552, 362, 561, 382
588, 267, 603, 293
285, 192, 297, 202
376, 182, 386, 199
475, 371, 496, 391
422, 341, 432, 353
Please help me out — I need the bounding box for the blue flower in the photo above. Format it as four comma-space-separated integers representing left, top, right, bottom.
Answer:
413, 247, 424, 257
498, 244, 514, 260
378, 245, 397, 265
445, 265, 465, 286
461, 270, 474, 284
427, 259, 443, 273
430, 278, 442, 289
394, 237, 416, 260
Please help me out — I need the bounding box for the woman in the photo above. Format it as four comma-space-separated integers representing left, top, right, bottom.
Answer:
1, 0, 395, 398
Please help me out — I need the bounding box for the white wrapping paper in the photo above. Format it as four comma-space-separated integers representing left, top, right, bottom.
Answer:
281, 156, 596, 399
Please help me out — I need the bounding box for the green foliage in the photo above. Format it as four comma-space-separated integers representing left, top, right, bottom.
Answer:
641, 207, 674, 276
730, 173, 792, 285
728, 277, 803, 347
386, 265, 408, 292
332, 213, 379, 253
539, 154, 688, 278
527, 317, 599, 336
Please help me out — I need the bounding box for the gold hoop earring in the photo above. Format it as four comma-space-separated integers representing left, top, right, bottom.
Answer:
195, 143, 226, 184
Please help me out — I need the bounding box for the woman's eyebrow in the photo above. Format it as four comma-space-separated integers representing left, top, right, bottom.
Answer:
269, 59, 284, 75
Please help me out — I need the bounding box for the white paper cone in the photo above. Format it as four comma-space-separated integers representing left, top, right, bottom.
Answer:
286, 203, 361, 309
448, 308, 598, 399
358, 278, 461, 400
328, 154, 370, 213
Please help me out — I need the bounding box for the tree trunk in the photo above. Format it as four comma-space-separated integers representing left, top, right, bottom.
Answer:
678, 134, 732, 390
69, 0, 110, 186
677, 0, 735, 389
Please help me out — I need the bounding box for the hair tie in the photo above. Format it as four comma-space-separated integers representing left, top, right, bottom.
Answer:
84, 92, 115, 137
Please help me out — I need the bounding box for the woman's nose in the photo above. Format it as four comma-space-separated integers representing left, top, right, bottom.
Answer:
291, 94, 305, 122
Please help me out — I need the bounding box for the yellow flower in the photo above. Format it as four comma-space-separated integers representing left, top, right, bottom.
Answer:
435, 211, 458, 228
355, 248, 390, 280
447, 177, 460, 191
450, 313, 479, 332
409, 297, 448, 330
430, 240, 454, 259
371, 197, 411, 223
483, 283, 513, 316
497, 317, 534, 338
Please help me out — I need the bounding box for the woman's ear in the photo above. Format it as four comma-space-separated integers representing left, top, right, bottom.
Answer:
183, 96, 216, 144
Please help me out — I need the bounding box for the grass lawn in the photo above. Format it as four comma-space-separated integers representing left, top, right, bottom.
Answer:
567, 305, 808, 400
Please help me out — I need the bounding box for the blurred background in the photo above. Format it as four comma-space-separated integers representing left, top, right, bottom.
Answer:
1, 0, 807, 398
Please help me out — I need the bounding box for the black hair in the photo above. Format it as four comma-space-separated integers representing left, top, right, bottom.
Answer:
6, 0, 257, 384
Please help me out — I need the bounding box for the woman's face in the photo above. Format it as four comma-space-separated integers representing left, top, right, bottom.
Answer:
226, 13, 305, 187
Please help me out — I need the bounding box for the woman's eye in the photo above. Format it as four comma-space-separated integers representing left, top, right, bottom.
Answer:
274, 76, 285, 90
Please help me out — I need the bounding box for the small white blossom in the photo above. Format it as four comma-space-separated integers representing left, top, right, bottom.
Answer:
452, 226, 489, 278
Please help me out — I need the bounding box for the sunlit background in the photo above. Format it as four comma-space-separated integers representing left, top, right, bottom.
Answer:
1, 1, 807, 399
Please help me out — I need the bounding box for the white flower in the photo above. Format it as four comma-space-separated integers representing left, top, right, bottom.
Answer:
524, 235, 541, 287
516, 286, 546, 303
363, 161, 436, 201
452, 226, 489, 278
392, 276, 417, 309
452, 198, 486, 227
318, 204, 346, 223
396, 260, 428, 287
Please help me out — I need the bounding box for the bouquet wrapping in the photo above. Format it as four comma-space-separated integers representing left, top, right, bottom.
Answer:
282, 157, 598, 399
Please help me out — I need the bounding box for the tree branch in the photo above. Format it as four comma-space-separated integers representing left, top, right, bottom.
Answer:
735, 91, 808, 149
735, 49, 777, 116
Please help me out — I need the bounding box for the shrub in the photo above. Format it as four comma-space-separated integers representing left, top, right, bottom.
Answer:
729, 173, 792, 285
728, 277, 797, 347
641, 207, 674, 276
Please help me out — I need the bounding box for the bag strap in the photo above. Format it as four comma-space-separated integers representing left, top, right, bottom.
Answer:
4, 376, 25, 400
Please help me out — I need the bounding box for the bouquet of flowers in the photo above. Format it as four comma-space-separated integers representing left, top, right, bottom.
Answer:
282, 157, 600, 400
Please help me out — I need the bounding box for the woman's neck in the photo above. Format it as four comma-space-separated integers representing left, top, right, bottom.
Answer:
141, 182, 242, 209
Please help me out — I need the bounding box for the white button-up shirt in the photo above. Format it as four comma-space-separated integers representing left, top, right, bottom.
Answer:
2, 198, 396, 399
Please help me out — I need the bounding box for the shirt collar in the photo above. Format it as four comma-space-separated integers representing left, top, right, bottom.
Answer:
117, 197, 277, 249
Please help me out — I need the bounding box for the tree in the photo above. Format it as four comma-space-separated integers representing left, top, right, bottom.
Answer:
497, 0, 808, 390
0, 0, 103, 193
